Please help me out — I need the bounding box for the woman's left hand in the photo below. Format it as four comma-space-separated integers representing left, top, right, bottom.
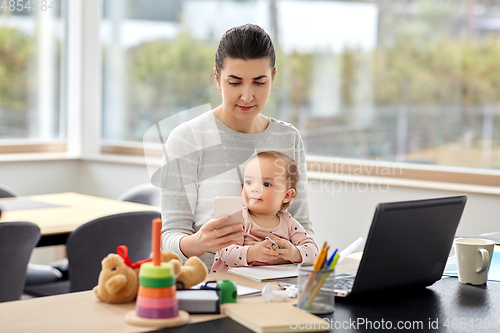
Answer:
274, 238, 302, 263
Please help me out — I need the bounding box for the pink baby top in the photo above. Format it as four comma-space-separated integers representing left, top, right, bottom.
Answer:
211, 208, 319, 273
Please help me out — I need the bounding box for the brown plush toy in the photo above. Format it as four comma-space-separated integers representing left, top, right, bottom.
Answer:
154, 251, 208, 290
94, 247, 208, 304
93, 253, 138, 304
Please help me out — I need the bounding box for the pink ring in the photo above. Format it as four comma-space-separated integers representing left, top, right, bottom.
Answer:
136, 305, 178, 319
136, 295, 178, 309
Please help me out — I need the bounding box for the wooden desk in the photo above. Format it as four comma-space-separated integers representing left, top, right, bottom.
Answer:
3, 257, 500, 333
0, 272, 271, 333
1, 258, 498, 333
0, 192, 160, 246
0, 258, 361, 333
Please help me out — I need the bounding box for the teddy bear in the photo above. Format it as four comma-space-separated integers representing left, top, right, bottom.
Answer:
152, 251, 208, 290
93, 247, 208, 304
93, 253, 138, 304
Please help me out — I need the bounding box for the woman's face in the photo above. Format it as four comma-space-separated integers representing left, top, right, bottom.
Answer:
215, 57, 276, 122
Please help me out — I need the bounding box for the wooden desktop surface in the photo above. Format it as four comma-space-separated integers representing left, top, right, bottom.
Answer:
0, 192, 160, 236
0, 258, 360, 333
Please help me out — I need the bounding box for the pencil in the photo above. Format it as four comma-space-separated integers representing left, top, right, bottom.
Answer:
297, 242, 328, 305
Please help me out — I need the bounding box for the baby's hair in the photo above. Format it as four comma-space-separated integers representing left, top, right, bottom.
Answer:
249, 151, 299, 211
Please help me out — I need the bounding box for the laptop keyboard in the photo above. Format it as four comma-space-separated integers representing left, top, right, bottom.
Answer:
335, 276, 355, 291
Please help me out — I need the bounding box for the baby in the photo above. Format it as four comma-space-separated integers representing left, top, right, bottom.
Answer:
211, 151, 319, 273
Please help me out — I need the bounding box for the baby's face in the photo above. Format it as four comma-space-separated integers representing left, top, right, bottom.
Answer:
242, 157, 291, 215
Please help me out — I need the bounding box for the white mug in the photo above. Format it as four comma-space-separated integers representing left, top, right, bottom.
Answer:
454, 238, 495, 285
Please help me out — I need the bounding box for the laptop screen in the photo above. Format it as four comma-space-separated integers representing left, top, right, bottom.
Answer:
350, 195, 467, 295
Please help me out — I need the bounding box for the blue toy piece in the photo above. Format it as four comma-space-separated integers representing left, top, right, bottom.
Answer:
266, 237, 282, 250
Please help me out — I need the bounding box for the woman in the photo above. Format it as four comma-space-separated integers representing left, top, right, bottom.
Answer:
161, 24, 313, 269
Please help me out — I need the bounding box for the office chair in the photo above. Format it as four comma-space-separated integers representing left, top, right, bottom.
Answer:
23, 210, 159, 296
117, 183, 161, 207
0, 186, 61, 291
0, 222, 41, 302
0, 184, 17, 198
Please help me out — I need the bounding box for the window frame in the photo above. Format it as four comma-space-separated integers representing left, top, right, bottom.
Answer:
2, 0, 500, 193
98, 142, 500, 189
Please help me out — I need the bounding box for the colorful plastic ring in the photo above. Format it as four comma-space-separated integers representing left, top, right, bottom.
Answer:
139, 262, 175, 279
139, 276, 175, 288
136, 305, 179, 319
138, 286, 176, 298
137, 295, 178, 309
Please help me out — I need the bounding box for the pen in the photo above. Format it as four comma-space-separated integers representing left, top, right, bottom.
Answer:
323, 249, 338, 269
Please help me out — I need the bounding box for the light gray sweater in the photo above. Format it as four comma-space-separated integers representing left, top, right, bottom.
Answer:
160, 110, 313, 269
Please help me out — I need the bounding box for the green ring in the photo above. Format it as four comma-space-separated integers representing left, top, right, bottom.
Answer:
139, 275, 176, 288
139, 262, 175, 279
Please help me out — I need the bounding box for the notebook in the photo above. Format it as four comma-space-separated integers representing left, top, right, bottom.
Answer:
334, 195, 467, 297
176, 289, 220, 314
228, 264, 298, 282
222, 302, 329, 333
236, 284, 262, 297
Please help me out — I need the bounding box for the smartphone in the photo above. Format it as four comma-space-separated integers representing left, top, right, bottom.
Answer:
214, 196, 243, 229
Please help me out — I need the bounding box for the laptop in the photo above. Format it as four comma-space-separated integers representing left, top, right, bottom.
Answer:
334, 195, 467, 297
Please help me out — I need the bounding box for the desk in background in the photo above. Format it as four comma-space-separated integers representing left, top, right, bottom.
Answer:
0, 257, 498, 333
0, 192, 160, 246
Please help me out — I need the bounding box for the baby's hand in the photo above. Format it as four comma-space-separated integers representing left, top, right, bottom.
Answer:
274, 239, 302, 263
247, 239, 279, 264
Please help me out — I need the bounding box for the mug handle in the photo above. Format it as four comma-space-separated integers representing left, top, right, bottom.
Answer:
476, 249, 491, 273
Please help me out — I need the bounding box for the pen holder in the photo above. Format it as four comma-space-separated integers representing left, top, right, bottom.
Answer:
297, 263, 335, 314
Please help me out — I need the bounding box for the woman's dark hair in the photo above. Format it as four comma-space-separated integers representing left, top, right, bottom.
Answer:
215, 24, 276, 76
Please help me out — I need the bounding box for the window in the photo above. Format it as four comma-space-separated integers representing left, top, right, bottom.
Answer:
101, 0, 500, 177
0, 0, 65, 152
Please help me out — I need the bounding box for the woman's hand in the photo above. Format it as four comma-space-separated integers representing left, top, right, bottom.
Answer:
179, 216, 244, 257
247, 239, 280, 264
274, 238, 302, 263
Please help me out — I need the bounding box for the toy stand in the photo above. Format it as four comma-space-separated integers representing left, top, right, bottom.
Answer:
125, 218, 190, 328
125, 309, 189, 328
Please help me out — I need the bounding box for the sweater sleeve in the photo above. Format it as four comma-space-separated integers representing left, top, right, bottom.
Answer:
160, 123, 199, 263
286, 129, 314, 236
216, 243, 251, 268
288, 217, 319, 264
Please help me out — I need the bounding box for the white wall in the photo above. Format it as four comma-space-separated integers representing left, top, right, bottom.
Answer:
77, 159, 150, 199
1, 159, 499, 261
308, 179, 500, 251
0, 159, 80, 196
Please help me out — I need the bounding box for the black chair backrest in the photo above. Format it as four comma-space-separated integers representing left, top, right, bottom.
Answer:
117, 183, 161, 207
0, 184, 17, 199
66, 211, 159, 292
0, 222, 41, 302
